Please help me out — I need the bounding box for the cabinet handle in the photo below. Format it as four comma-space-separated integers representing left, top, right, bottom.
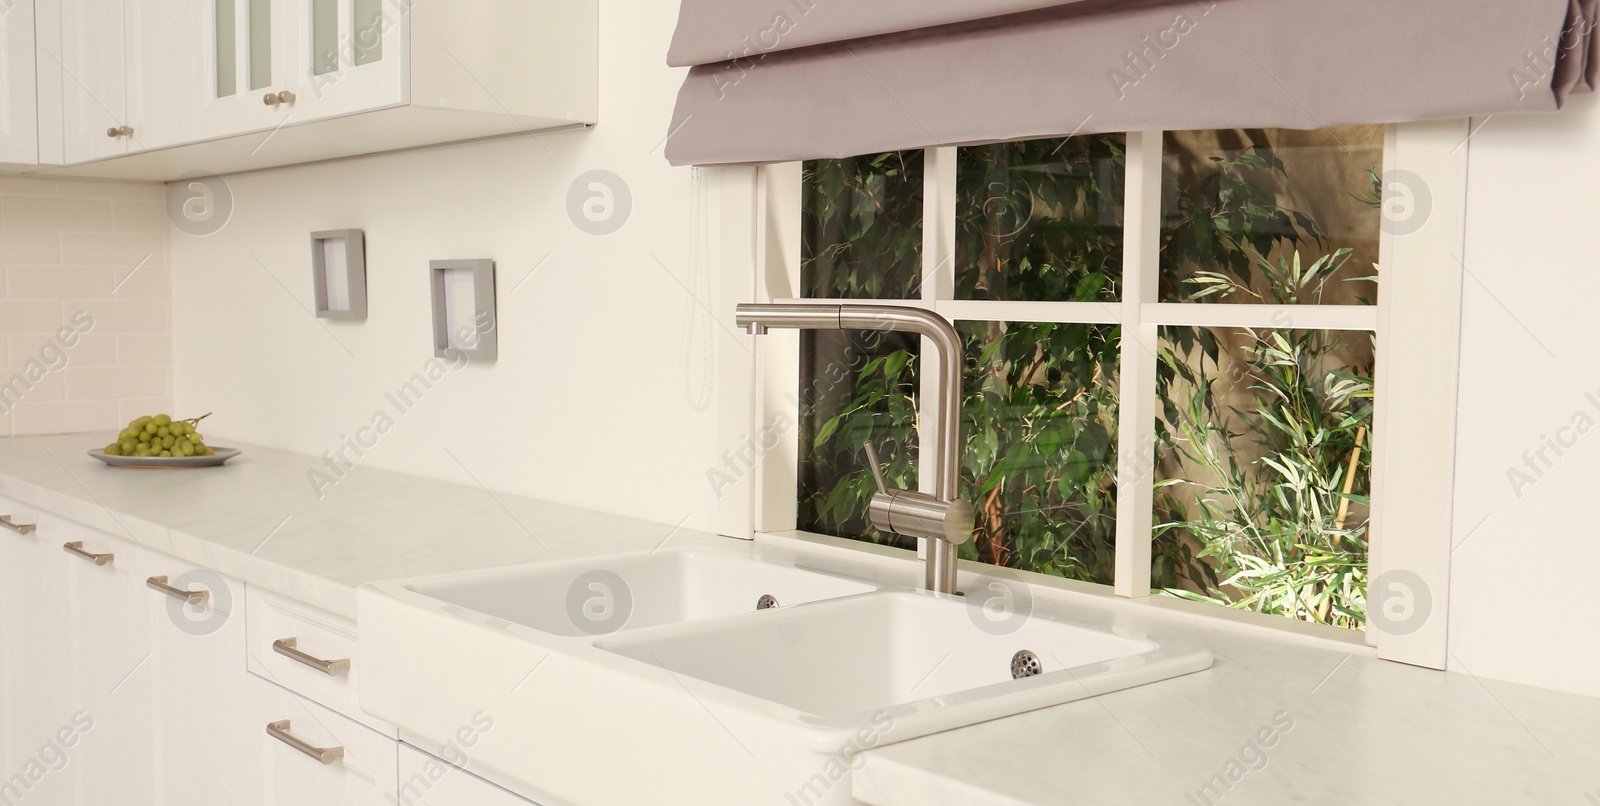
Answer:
146, 575, 209, 605
105, 125, 133, 138
0, 516, 36, 536
63, 541, 114, 566
266, 720, 345, 766
273, 637, 351, 677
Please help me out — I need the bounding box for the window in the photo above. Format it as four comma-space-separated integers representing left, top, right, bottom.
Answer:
784, 127, 1387, 633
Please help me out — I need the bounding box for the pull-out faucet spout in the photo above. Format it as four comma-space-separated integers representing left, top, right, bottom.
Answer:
735, 303, 974, 594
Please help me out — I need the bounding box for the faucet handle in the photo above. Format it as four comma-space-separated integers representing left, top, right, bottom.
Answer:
862, 441, 889, 494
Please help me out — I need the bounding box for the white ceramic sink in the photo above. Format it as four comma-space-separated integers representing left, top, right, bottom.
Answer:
399, 547, 875, 636
359, 542, 1212, 805
597, 589, 1175, 722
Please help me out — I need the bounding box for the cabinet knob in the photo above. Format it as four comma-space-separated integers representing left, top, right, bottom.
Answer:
264, 90, 296, 107
276, 90, 296, 104
263, 92, 280, 107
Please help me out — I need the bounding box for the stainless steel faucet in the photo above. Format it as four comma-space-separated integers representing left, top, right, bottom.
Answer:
735, 303, 975, 594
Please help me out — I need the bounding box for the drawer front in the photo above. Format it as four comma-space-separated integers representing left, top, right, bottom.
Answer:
247, 585, 394, 736
398, 743, 543, 806
247, 674, 398, 806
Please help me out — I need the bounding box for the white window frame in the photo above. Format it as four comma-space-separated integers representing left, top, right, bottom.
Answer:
710, 121, 1469, 668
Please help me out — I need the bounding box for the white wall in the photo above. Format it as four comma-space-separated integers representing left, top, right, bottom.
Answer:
1450, 94, 1600, 698
171, 0, 727, 531
1, 177, 172, 435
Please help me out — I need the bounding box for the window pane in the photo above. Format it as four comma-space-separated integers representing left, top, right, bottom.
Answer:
1154, 325, 1374, 630
960, 320, 1120, 584
956, 135, 1125, 302
1160, 126, 1383, 305
800, 152, 923, 300
796, 330, 920, 549
798, 153, 923, 546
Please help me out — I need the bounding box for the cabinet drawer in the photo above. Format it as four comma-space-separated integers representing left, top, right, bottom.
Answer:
247, 674, 398, 806
398, 743, 543, 806
247, 585, 393, 736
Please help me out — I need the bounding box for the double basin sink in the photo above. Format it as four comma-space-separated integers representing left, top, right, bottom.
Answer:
357, 543, 1212, 805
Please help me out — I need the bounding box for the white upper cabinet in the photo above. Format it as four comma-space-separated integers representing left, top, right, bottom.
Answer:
54, 0, 132, 162
15, 0, 596, 178
0, 0, 39, 165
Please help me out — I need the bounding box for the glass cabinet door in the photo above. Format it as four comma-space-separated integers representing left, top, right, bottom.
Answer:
291, 0, 407, 122
205, 0, 293, 139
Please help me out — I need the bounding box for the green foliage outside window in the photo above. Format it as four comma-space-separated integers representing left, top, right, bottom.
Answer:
795, 131, 1378, 630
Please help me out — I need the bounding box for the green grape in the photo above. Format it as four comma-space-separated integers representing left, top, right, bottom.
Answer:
188, 434, 202, 444
157, 426, 170, 438
144, 424, 157, 435
199, 446, 215, 457
160, 435, 176, 449
153, 414, 171, 426
120, 440, 137, 454
179, 442, 196, 457
135, 446, 153, 457
159, 450, 172, 457
137, 432, 152, 444
135, 416, 153, 427
171, 422, 188, 437
104, 443, 123, 456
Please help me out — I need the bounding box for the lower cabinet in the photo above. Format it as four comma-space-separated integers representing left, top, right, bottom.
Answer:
398, 744, 543, 806
0, 500, 541, 805
247, 675, 398, 804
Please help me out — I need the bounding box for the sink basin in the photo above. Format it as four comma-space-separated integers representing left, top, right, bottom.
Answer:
359, 542, 1212, 805
597, 590, 1166, 721
394, 546, 877, 636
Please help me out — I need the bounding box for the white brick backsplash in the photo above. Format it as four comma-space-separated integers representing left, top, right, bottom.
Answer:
0, 177, 60, 197
111, 260, 171, 299
0, 231, 63, 264
111, 201, 170, 234
116, 397, 174, 425
57, 180, 163, 202
9, 399, 118, 436
114, 333, 172, 365
2, 197, 115, 232
7, 333, 117, 368
3, 179, 170, 435
0, 300, 67, 333
66, 365, 169, 399
0, 370, 65, 405
6, 267, 116, 299
60, 233, 165, 267
74, 300, 169, 333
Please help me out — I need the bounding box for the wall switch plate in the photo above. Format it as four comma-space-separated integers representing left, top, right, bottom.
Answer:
311, 229, 368, 321
429, 259, 497, 361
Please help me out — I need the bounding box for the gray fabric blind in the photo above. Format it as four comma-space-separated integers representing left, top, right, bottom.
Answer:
665, 0, 1597, 166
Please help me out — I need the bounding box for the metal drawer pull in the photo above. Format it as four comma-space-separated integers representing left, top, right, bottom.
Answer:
0, 516, 37, 536
63, 541, 114, 566
146, 575, 209, 605
266, 720, 345, 765
273, 638, 351, 676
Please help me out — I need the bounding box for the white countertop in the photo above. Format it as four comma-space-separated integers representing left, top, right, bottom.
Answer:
0, 432, 718, 619
2, 432, 1596, 805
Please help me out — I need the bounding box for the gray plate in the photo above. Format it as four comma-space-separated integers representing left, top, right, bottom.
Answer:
88, 446, 242, 469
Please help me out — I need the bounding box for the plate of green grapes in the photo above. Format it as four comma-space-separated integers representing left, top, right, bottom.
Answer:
89, 413, 240, 468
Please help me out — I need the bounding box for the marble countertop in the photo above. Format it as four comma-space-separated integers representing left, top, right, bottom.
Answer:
2, 433, 1596, 805
0, 432, 719, 618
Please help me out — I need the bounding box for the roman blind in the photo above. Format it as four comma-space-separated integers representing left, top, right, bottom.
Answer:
664, 0, 1597, 166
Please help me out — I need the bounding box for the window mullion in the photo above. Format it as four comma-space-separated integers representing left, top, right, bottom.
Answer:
1113, 131, 1163, 599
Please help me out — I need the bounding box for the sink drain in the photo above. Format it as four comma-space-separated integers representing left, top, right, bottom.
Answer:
756, 594, 779, 610
1011, 650, 1042, 679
